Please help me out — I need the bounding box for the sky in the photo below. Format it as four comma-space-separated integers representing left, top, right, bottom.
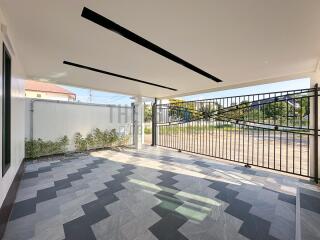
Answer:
180, 78, 310, 101
63, 86, 133, 105
62, 78, 310, 105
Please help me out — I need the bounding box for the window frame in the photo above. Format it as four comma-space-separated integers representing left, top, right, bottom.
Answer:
2, 43, 11, 176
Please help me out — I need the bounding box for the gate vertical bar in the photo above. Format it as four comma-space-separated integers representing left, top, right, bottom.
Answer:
156, 87, 315, 178
314, 84, 319, 183
30, 100, 35, 141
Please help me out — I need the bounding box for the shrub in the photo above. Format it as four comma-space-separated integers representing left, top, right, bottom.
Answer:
60, 136, 69, 149
93, 128, 104, 148
25, 127, 131, 159
144, 127, 151, 134
108, 129, 119, 146
102, 130, 110, 147
25, 136, 69, 159
118, 135, 130, 146
75, 128, 130, 151
74, 133, 87, 152
86, 133, 95, 149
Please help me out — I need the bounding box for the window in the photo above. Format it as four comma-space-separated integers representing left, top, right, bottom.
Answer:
2, 43, 11, 176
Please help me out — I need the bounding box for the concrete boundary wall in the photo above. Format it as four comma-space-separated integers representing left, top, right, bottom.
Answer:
25, 99, 133, 150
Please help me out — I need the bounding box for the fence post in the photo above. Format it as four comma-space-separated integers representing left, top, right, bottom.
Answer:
152, 98, 157, 146
30, 99, 34, 141
314, 84, 319, 183
131, 102, 136, 146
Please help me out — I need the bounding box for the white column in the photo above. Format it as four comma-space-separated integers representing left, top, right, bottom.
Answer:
133, 96, 144, 149
310, 73, 320, 179
155, 99, 161, 146
310, 72, 320, 86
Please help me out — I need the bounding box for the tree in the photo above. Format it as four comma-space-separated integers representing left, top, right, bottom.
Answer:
263, 102, 282, 120
217, 100, 249, 121
198, 103, 216, 120
262, 102, 294, 120
168, 99, 198, 121
299, 97, 309, 117
144, 104, 152, 122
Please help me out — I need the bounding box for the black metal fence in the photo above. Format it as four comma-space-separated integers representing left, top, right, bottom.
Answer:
154, 85, 319, 180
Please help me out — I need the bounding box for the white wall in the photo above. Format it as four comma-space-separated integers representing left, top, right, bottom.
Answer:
0, 7, 26, 207
25, 99, 133, 150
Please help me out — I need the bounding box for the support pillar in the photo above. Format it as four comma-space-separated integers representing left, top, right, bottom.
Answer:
133, 96, 144, 149
151, 98, 157, 146
310, 73, 320, 182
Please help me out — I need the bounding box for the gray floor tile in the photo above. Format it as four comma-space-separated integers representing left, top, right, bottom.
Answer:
269, 215, 295, 240
4, 147, 320, 240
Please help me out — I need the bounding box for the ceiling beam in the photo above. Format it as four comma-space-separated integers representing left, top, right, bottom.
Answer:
81, 7, 222, 83
63, 61, 177, 91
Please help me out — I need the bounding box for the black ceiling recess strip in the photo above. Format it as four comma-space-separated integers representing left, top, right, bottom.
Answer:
63, 61, 177, 91
81, 7, 222, 83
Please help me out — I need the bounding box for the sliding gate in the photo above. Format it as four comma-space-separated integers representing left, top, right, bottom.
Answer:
155, 85, 319, 180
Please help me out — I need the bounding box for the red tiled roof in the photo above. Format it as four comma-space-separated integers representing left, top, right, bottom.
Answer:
25, 80, 76, 96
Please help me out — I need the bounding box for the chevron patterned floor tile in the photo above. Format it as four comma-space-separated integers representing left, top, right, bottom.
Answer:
3, 146, 320, 240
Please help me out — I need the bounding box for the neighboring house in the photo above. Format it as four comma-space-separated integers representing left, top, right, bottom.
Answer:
25, 80, 76, 101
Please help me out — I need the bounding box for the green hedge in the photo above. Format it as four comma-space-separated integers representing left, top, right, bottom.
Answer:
25, 136, 69, 159
74, 128, 129, 151
25, 128, 130, 159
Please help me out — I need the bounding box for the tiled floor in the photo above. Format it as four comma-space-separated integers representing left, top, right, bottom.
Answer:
3, 146, 320, 240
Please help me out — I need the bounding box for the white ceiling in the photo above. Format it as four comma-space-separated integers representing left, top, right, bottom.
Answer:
1, 0, 320, 98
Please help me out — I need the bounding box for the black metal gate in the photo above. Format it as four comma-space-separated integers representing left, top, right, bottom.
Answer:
154, 85, 319, 180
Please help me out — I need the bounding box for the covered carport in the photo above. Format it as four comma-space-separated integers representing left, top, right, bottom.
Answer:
2, 0, 320, 149
0, 1, 320, 240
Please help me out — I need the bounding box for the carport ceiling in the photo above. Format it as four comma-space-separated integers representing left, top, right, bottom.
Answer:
1, 0, 320, 98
